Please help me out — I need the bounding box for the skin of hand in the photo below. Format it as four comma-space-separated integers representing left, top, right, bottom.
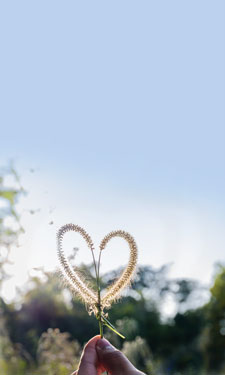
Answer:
72, 335, 145, 375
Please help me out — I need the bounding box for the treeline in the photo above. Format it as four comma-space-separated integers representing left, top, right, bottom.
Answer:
1, 263, 225, 374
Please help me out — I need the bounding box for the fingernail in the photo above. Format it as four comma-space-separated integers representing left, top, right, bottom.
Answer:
96, 338, 116, 353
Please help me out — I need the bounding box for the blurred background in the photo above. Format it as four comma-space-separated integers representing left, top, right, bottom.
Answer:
0, 1, 225, 374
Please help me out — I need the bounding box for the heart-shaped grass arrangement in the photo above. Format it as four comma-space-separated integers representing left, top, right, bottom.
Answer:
57, 224, 138, 338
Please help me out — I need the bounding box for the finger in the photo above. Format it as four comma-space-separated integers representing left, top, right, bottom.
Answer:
71, 371, 78, 375
96, 338, 143, 375
78, 335, 101, 375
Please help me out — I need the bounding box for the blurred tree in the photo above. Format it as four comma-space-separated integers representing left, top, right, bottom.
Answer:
36, 328, 80, 375
201, 264, 225, 372
103, 264, 172, 303
5, 269, 97, 359
160, 309, 205, 373
0, 165, 27, 374
103, 265, 205, 313
122, 336, 153, 374
3, 262, 211, 374
0, 313, 27, 375
115, 317, 138, 341
0, 165, 25, 288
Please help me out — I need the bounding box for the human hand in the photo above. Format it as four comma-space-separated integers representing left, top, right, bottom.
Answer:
72, 335, 145, 375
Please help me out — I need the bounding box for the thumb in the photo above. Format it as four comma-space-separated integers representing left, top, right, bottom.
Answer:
96, 338, 143, 375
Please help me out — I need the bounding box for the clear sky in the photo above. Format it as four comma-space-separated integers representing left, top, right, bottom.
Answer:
0, 1, 225, 303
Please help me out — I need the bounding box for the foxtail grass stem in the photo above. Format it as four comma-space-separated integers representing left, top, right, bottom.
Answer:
98, 289, 103, 338
97, 252, 103, 338
91, 248, 103, 338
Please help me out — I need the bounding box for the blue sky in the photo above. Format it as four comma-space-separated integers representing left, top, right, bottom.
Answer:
0, 1, 225, 303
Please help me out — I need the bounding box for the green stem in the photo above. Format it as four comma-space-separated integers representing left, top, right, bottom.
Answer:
98, 288, 103, 338
99, 315, 103, 338
91, 248, 103, 338
91, 248, 99, 286
97, 250, 102, 282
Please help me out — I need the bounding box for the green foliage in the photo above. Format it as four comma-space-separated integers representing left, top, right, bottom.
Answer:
0, 165, 27, 374
36, 328, 80, 375
0, 312, 27, 375
0, 165, 25, 287
122, 336, 153, 373
200, 264, 225, 372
